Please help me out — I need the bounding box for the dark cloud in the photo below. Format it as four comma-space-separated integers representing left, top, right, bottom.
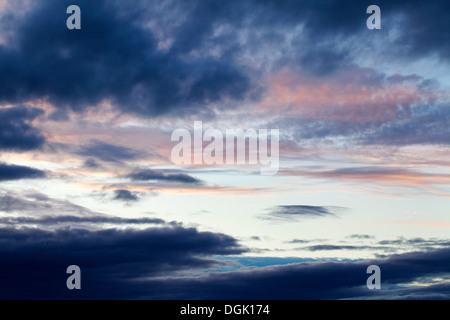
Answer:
83, 158, 100, 168
262, 205, 345, 221
0, 220, 449, 299
298, 48, 350, 77
127, 169, 201, 185
113, 189, 139, 202
301, 237, 450, 254
0, 0, 254, 117
0, 163, 45, 182
76, 140, 148, 163
250, 0, 450, 62
139, 247, 450, 300
161, 0, 450, 75
0, 226, 245, 299
0, 106, 45, 151
0, 0, 447, 126
358, 283, 450, 300
382, 0, 450, 60
0, 0, 447, 119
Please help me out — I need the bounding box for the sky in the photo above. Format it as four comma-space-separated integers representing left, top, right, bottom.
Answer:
0, 0, 450, 299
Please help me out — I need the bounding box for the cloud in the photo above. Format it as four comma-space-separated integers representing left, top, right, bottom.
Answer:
0, 225, 245, 299
382, 0, 450, 60
138, 247, 450, 300
127, 169, 201, 185
48, 110, 69, 122
347, 234, 375, 240
303, 245, 383, 252
76, 140, 148, 163
280, 166, 450, 193
83, 158, 100, 169
0, 0, 449, 301
0, 190, 99, 216
248, 0, 450, 63
265, 69, 449, 146
0, 163, 45, 181
378, 237, 450, 248
299, 236, 450, 254
112, 189, 139, 202
0, 215, 167, 227
261, 205, 345, 221
362, 105, 450, 146
298, 48, 350, 77
288, 239, 313, 244
0, 0, 448, 141
0, 220, 449, 299
0, 0, 448, 122
0, 106, 45, 151
0, 0, 255, 117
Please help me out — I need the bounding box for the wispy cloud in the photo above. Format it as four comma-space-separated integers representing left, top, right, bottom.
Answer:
127, 169, 201, 185
76, 140, 149, 163
0, 215, 167, 227
261, 205, 346, 222
0, 190, 99, 216
302, 245, 385, 252
280, 166, 450, 195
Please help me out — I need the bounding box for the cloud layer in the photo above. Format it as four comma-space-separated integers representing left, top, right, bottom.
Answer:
1, 225, 448, 300
0, 225, 245, 299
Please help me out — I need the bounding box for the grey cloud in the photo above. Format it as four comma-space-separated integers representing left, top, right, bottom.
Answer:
261, 205, 346, 222
0, 215, 167, 227
303, 245, 384, 252
48, 110, 70, 122
113, 189, 139, 202
83, 158, 101, 168
127, 169, 201, 185
0, 190, 100, 216
76, 140, 149, 163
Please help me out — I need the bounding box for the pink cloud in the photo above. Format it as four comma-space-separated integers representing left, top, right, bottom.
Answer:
260, 68, 441, 123
280, 166, 450, 197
